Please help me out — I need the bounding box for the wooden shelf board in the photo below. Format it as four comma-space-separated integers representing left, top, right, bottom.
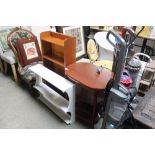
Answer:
138, 89, 147, 95
140, 80, 150, 86
41, 36, 65, 46
43, 55, 64, 68
142, 71, 154, 82
145, 67, 155, 72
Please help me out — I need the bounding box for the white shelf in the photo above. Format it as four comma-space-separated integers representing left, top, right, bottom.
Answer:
35, 83, 69, 113
30, 64, 74, 93
35, 84, 71, 124
29, 64, 75, 124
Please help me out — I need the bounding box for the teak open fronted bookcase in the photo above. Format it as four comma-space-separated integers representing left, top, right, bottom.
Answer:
40, 31, 76, 75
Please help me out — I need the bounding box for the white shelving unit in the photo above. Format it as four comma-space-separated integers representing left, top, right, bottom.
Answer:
29, 64, 75, 124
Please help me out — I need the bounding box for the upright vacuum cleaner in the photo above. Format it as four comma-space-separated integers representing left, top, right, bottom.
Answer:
94, 27, 150, 128
100, 26, 153, 128
101, 29, 138, 129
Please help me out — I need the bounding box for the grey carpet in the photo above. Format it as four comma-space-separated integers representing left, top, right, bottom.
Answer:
0, 72, 88, 129
133, 85, 155, 128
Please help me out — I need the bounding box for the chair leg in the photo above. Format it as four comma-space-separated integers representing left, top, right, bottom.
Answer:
0, 59, 4, 73
11, 64, 18, 83
4, 61, 8, 74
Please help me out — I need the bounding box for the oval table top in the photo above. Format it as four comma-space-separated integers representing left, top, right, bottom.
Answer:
65, 62, 113, 90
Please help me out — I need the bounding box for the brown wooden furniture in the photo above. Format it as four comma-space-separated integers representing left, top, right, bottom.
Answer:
65, 62, 112, 127
40, 31, 76, 75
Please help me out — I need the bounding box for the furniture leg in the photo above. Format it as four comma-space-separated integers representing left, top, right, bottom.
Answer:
92, 91, 98, 128
4, 61, 8, 74
65, 85, 75, 124
141, 38, 147, 53
11, 64, 18, 82
0, 59, 4, 73
151, 70, 155, 86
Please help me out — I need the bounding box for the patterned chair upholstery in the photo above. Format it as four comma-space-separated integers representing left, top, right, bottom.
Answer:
0, 28, 17, 82
7, 27, 42, 85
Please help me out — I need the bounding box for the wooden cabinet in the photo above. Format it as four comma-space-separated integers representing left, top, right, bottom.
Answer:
40, 31, 76, 75
65, 62, 112, 127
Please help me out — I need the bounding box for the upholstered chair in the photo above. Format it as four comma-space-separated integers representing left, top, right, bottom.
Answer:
7, 27, 42, 86
0, 28, 17, 82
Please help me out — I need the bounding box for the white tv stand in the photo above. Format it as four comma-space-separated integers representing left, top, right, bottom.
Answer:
29, 64, 75, 124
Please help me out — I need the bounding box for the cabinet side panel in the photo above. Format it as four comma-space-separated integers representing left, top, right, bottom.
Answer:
64, 37, 76, 67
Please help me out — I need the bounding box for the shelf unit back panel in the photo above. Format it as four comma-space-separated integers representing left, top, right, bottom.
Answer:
42, 41, 64, 63
41, 31, 69, 46
43, 58, 64, 75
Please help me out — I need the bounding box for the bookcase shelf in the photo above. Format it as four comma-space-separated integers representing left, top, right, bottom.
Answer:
41, 36, 65, 46
40, 31, 76, 75
43, 55, 64, 68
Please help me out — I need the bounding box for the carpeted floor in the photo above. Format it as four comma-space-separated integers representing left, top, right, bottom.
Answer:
0, 72, 88, 129
0, 68, 154, 129
133, 85, 155, 128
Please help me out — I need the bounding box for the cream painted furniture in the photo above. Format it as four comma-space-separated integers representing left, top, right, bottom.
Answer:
29, 64, 75, 124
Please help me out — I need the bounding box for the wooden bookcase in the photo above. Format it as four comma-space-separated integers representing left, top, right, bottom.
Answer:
40, 31, 76, 75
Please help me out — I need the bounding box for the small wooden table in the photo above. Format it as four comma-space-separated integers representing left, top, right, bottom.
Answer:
65, 62, 112, 126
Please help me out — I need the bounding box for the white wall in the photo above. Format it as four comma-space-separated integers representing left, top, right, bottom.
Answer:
0, 26, 15, 30
0, 26, 15, 53
31, 26, 55, 46
0, 26, 57, 52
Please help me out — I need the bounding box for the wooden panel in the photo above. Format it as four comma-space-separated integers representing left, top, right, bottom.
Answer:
41, 35, 65, 46
51, 44, 64, 59
43, 56, 64, 68
64, 37, 76, 67
41, 40, 52, 57
43, 58, 64, 76
40, 31, 76, 74
65, 62, 112, 90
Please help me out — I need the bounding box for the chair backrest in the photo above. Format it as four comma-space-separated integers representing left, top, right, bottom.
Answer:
0, 28, 12, 53
87, 38, 99, 62
7, 27, 41, 69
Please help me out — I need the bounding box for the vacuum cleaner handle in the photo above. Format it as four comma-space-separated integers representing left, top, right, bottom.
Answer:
122, 26, 145, 47
122, 27, 136, 47
106, 29, 126, 52
106, 30, 127, 89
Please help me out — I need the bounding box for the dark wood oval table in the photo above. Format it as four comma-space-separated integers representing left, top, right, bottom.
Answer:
65, 62, 112, 127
